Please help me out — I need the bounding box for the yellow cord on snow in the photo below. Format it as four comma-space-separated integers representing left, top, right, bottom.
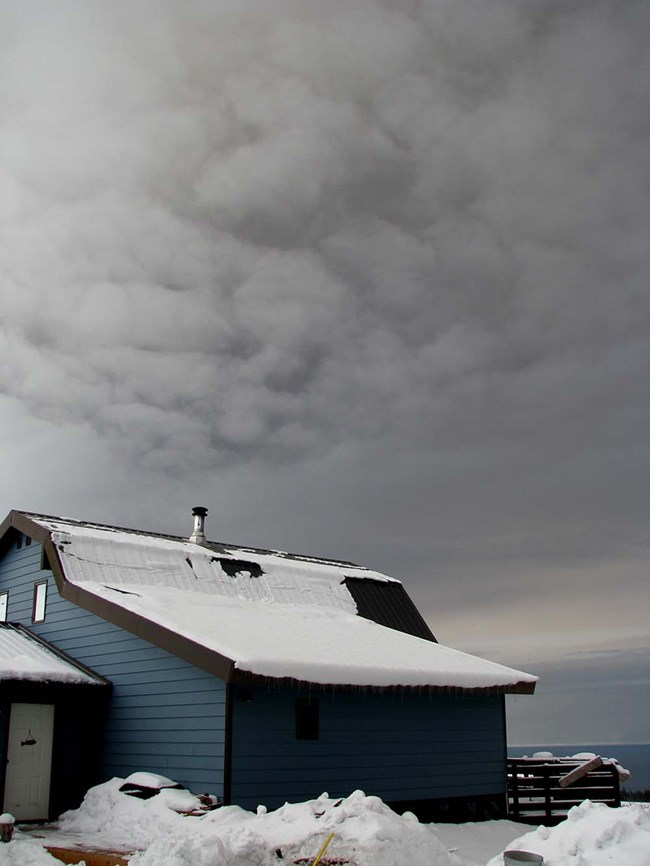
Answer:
311, 832, 335, 866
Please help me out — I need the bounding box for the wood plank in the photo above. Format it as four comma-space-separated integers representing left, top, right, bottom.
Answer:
46, 846, 132, 866
558, 756, 603, 788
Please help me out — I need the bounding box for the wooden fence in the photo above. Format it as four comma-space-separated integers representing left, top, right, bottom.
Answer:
507, 756, 621, 825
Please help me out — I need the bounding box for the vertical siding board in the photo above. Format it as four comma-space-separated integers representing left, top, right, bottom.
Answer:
231, 687, 506, 810
0, 539, 226, 797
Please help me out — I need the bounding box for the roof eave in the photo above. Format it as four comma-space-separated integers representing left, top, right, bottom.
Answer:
230, 668, 537, 695
62, 581, 236, 681
7, 623, 111, 687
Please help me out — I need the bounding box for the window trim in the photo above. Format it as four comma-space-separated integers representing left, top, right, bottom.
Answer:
0, 591, 7, 623
32, 580, 48, 624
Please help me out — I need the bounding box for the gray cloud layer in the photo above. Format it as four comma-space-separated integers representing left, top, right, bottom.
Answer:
3, 1, 647, 467
1, 1, 648, 742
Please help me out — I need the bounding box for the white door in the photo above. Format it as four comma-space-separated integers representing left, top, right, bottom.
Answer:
3, 703, 54, 820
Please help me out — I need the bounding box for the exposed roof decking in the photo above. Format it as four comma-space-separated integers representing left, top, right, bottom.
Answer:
344, 576, 437, 642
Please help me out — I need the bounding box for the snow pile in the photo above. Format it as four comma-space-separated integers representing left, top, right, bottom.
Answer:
59, 781, 455, 866
132, 790, 456, 866
121, 771, 179, 789
117, 771, 212, 813
5, 782, 650, 866
487, 801, 650, 866
59, 778, 201, 849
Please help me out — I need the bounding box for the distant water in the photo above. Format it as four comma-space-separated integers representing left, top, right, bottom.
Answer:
508, 743, 650, 792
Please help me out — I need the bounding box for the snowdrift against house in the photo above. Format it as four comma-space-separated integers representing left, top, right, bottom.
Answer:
19, 512, 537, 691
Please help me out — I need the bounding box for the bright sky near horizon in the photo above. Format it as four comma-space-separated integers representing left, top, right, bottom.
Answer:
1, 0, 648, 744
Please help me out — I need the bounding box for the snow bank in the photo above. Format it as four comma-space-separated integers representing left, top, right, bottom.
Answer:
59, 781, 455, 866
131, 790, 456, 866
59, 778, 201, 849
487, 801, 650, 866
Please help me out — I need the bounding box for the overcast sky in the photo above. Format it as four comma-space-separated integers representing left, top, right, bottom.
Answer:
1, 0, 648, 747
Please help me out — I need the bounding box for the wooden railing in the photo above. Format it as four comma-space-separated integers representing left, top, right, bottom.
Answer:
507, 756, 621, 825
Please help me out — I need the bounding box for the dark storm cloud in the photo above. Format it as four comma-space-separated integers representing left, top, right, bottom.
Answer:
0, 0, 648, 737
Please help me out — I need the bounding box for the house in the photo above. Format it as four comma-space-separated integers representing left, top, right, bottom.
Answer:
0, 508, 536, 822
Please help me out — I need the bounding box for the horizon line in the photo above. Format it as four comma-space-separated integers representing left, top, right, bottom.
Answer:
509, 741, 650, 747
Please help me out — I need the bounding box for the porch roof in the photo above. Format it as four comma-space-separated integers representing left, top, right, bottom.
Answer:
0, 624, 107, 685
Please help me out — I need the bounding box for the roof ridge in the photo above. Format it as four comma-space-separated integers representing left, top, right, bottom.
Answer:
20, 510, 365, 570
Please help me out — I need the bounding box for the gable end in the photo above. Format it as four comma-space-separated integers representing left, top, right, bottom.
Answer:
0, 511, 236, 682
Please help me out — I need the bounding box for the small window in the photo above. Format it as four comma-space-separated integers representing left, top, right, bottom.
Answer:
25, 536, 32, 546
33, 581, 48, 623
0, 592, 7, 623
16, 535, 22, 550
296, 698, 319, 740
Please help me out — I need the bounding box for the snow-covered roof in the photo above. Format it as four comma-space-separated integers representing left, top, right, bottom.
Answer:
8, 511, 537, 692
0, 623, 106, 685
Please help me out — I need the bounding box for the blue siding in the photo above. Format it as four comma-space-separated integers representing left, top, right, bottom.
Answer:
231, 686, 506, 810
0, 537, 226, 797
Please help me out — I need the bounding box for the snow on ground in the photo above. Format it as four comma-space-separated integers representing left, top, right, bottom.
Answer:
430, 820, 533, 866
486, 800, 650, 866
1, 781, 649, 866
0, 837, 66, 866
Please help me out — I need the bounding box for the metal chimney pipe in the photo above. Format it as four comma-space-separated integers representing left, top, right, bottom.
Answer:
189, 506, 208, 545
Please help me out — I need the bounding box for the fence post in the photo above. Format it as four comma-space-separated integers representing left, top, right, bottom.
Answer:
543, 765, 552, 822
509, 761, 520, 820
611, 763, 621, 807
